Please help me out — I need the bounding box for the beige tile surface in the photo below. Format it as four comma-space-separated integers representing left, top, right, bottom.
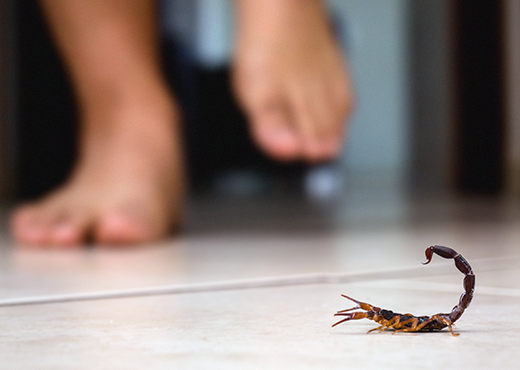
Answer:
0, 219, 518, 299
0, 195, 519, 369
0, 283, 517, 370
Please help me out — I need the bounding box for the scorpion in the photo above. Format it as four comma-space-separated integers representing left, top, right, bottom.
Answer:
332, 245, 475, 336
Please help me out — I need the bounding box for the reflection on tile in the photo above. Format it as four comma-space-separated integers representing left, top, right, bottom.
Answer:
1, 253, 518, 308
0, 224, 513, 298
1, 213, 520, 300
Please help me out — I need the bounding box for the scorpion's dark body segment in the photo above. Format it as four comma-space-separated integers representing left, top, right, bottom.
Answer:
380, 310, 447, 332
332, 246, 475, 336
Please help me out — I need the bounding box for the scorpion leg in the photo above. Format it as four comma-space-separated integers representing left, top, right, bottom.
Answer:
368, 316, 401, 333
391, 317, 419, 334
376, 315, 420, 334
368, 325, 387, 333
394, 315, 459, 336
393, 318, 435, 334
434, 315, 459, 337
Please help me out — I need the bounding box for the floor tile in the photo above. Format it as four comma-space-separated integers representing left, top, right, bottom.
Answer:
0, 282, 516, 370
0, 193, 519, 369
0, 218, 518, 300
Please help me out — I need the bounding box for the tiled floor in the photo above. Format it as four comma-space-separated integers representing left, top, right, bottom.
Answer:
0, 189, 519, 369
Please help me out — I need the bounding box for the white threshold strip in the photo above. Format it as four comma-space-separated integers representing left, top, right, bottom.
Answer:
0, 256, 518, 307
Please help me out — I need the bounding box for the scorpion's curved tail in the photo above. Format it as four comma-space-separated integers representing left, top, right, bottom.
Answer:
423, 245, 475, 323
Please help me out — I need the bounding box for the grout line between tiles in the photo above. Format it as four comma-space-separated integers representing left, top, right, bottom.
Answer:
0, 267, 433, 307
0, 255, 518, 307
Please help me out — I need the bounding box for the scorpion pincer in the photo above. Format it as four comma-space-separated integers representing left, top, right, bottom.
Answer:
332, 246, 475, 336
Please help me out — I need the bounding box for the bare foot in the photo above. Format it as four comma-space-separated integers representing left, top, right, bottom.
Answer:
233, 0, 354, 162
10, 0, 186, 247
11, 93, 185, 247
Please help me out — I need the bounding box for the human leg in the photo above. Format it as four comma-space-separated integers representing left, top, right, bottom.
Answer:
233, 0, 354, 162
11, 0, 185, 246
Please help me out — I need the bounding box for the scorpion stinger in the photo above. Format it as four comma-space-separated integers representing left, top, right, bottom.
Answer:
332, 246, 475, 336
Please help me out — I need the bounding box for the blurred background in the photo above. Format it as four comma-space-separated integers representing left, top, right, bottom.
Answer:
0, 0, 519, 233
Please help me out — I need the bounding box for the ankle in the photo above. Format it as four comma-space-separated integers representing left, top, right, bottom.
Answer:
76, 90, 181, 165
82, 82, 178, 130
236, 0, 327, 25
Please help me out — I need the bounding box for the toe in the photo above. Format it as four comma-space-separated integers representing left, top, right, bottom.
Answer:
10, 205, 34, 237
251, 107, 300, 161
46, 205, 91, 247
48, 219, 86, 247
291, 94, 330, 162
293, 81, 348, 162
10, 205, 50, 246
94, 210, 158, 246
19, 223, 50, 247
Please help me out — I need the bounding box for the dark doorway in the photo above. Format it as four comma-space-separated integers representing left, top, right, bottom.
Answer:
453, 0, 505, 195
